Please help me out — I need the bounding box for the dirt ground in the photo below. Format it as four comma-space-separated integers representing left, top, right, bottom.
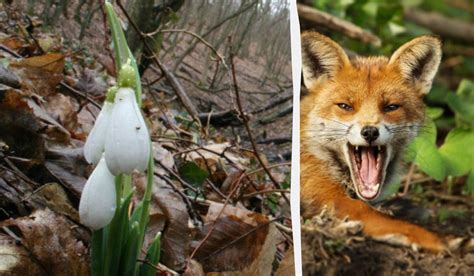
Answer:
301, 184, 474, 275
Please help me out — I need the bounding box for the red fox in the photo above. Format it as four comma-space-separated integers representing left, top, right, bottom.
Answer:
300, 32, 444, 251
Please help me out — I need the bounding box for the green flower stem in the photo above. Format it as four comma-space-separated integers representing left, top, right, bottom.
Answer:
91, 228, 103, 276
105, 2, 142, 106
115, 174, 123, 208
122, 174, 133, 196
138, 148, 154, 236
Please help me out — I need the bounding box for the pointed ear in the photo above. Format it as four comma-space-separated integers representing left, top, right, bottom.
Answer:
301, 32, 350, 90
389, 36, 442, 95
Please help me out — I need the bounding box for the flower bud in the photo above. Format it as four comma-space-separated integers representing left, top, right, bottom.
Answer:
84, 102, 113, 165
104, 87, 150, 175
79, 156, 116, 230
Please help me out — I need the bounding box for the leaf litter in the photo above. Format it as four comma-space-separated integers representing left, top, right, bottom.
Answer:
0, 3, 293, 275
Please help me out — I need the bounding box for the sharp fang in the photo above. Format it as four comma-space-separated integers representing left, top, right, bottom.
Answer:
378, 146, 381, 151
355, 146, 359, 151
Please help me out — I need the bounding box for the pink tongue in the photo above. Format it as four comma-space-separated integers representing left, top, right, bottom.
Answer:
360, 148, 378, 185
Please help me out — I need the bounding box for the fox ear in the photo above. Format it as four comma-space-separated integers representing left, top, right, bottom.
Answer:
389, 36, 442, 95
301, 32, 350, 90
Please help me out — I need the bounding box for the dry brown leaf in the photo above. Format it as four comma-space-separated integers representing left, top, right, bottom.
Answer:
0, 233, 46, 275
151, 176, 190, 271
0, 90, 45, 164
29, 182, 79, 222
183, 259, 205, 276
12, 53, 64, 72
275, 245, 295, 276
185, 143, 248, 170
10, 53, 64, 97
0, 209, 89, 275
44, 92, 79, 133
44, 147, 89, 199
193, 203, 278, 274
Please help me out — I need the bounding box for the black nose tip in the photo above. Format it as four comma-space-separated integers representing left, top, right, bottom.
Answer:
361, 126, 379, 143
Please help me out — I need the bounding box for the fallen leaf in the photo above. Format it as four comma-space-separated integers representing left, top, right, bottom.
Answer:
193, 203, 278, 273
44, 147, 89, 200
0, 233, 46, 275
151, 176, 190, 271
0, 209, 89, 275
44, 92, 79, 133
0, 90, 45, 164
10, 53, 64, 97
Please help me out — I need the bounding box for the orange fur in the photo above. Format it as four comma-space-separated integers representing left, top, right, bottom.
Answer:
300, 32, 444, 252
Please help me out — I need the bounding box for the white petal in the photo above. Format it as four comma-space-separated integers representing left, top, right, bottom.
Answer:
79, 156, 116, 230
105, 88, 150, 175
84, 102, 113, 165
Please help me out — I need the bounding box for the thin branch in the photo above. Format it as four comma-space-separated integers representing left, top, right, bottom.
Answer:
115, 0, 200, 123
297, 4, 381, 47
228, 40, 290, 205
147, 29, 227, 69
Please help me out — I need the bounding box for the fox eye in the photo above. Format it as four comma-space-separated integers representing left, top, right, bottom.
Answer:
383, 104, 400, 112
337, 103, 353, 111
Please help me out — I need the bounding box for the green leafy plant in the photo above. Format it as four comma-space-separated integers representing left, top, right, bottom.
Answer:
407, 79, 474, 194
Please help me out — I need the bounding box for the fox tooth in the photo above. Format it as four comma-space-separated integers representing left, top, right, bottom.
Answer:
355, 146, 359, 151
378, 146, 381, 151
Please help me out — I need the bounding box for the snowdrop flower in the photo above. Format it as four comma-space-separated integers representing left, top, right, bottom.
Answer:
79, 155, 116, 230
104, 87, 150, 175
83, 101, 113, 165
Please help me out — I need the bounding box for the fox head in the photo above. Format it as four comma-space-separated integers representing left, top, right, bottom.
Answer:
301, 32, 442, 201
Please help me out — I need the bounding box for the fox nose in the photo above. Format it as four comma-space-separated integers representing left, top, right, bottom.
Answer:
361, 126, 379, 143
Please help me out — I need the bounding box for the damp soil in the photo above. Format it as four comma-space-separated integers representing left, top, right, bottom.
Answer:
301, 187, 474, 276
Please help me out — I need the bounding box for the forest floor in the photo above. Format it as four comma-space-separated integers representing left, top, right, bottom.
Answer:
302, 180, 474, 275
0, 2, 293, 275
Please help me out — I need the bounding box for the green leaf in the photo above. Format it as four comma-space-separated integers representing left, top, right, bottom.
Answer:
139, 232, 161, 276
439, 128, 474, 177
413, 137, 446, 181
406, 119, 446, 180
426, 107, 444, 120
120, 222, 140, 275
178, 161, 209, 188
405, 119, 437, 162
447, 79, 474, 127
105, 2, 142, 106
105, 189, 134, 276
91, 229, 104, 276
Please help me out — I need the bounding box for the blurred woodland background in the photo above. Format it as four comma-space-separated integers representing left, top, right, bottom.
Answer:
0, 0, 294, 274
298, 0, 474, 275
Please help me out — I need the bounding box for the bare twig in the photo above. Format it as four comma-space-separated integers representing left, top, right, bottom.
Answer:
228, 38, 290, 205
115, 1, 200, 123
155, 173, 202, 225
297, 4, 381, 47
147, 29, 227, 69
59, 81, 102, 109
242, 189, 290, 199
188, 170, 246, 261
404, 9, 474, 43
400, 163, 416, 197
200, 216, 282, 260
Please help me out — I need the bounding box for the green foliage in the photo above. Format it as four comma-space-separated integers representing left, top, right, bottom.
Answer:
178, 161, 209, 188
447, 80, 474, 128
407, 80, 474, 194
437, 207, 465, 223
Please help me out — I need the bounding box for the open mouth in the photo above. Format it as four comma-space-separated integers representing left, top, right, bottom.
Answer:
348, 144, 386, 200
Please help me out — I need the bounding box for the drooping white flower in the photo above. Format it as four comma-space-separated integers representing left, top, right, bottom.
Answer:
79, 155, 116, 230
84, 102, 113, 165
104, 87, 150, 175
